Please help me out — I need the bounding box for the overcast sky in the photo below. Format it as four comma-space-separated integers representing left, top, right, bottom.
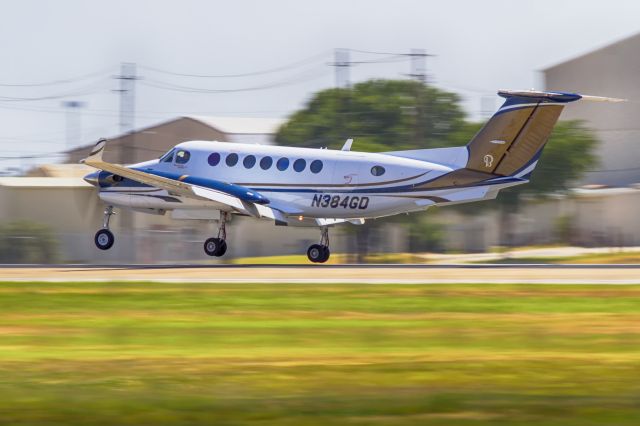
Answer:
1, 0, 640, 171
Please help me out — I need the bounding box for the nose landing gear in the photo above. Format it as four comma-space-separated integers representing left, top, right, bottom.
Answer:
94, 206, 115, 250
307, 227, 330, 263
204, 212, 228, 257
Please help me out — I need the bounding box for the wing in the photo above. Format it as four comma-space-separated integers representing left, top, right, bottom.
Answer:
82, 139, 299, 222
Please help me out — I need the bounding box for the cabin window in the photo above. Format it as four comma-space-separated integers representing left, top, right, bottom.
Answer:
226, 153, 239, 167
310, 160, 323, 174
175, 150, 191, 165
160, 149, 175, 163
371, 165, 386, 176
260, 156, 273, 170
243, 155, 256, 169
277, 157, 289, 171
293, 159, 306, 172
208, 152, 221, 166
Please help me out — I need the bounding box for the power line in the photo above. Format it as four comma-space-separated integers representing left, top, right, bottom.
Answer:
0, 79, 110, 102
347, 48, 408, 56
0, 68, 113, 87
139, 51, 330, 78
141, 67, 328, 94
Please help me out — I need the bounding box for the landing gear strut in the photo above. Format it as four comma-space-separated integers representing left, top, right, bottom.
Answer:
204, 212, 228, 257
94, 206, 115, 250
307, 227, 330, 263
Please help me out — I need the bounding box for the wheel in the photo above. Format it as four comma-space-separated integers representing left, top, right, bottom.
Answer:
94, 229, 114, 250
204, 238, 226, 257
319, 246, 330, 263
307, 244, 326, 263
217, 240, 227, 257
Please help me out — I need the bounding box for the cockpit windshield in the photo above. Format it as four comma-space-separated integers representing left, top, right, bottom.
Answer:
160, 149, 175, 163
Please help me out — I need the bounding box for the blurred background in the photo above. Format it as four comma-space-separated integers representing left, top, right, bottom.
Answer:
2, 0, 640, 264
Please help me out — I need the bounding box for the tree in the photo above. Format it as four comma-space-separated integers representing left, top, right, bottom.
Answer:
276, 80, 467, 151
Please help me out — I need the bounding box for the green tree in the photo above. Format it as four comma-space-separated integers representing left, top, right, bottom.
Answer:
276, 80, 467, 151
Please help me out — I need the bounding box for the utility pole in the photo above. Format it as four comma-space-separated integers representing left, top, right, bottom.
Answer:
61, 100, 85, 151
408, 48, 429, 84
113, 62, 138, 257
408, 49, 430, 147
331, 48, 351, 89
114, 62, 137, 164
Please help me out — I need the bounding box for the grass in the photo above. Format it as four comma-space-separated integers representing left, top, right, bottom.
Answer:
487, 251, 640, 264
1, 282, 640, 425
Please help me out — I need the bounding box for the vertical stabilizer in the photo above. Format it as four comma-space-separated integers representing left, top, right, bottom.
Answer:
466, 91, 581, 177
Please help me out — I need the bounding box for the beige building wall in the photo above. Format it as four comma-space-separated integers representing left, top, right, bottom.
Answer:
544, 33, 640, 186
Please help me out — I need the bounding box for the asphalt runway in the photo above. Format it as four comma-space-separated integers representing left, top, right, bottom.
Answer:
1, 264, 640, 284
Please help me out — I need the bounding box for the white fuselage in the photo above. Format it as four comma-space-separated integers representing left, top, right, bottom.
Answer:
98, 140, 521, 221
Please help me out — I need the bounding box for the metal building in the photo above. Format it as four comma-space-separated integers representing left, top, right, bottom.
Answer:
544, 32, 640, 187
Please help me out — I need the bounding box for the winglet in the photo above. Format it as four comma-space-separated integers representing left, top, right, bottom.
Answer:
81, 138, 107, 164
341, 138, 353, 151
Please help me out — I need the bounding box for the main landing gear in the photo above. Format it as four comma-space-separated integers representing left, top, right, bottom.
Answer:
94, 206, 115, 250
204, 212, 228, 257
307, 227, 330, 263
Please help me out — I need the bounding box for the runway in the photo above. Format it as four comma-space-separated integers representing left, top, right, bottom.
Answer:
2, 264, 640, 284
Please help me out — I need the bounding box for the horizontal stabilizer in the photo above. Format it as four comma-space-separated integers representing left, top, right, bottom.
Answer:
498, 89, 626, 103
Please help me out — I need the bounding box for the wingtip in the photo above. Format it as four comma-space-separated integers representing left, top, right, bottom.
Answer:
83, 138, 107, 163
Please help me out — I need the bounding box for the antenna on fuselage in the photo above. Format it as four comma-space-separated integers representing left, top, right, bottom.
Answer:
341, 138, 353, 151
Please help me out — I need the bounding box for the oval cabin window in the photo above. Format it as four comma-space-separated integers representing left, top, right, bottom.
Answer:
208, 152, 220, 166
243, 155, 256, 169
260, 156, 273, 170
226, 153, 239, 167
293, 159, 306, 172
277, 157, 289, 171
310, 160, 323, 174
371, 165, 386, 176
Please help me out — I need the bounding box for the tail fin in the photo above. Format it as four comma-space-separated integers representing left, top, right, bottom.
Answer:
466, 90, 581, 178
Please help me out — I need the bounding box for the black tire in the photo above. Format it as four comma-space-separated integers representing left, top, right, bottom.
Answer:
319, 246, 330, 263
204, 238, 226, 257
307, 244, 325, 263
94, 229, 114, 250
217, 240, 227, 257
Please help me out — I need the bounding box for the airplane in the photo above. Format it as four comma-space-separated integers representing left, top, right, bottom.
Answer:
82, 89, 622, 263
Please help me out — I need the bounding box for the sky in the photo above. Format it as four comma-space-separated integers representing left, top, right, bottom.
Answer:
1, 0, 640, 172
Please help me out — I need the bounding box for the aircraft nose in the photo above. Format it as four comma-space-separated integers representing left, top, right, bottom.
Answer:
83, 171, 100, 187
